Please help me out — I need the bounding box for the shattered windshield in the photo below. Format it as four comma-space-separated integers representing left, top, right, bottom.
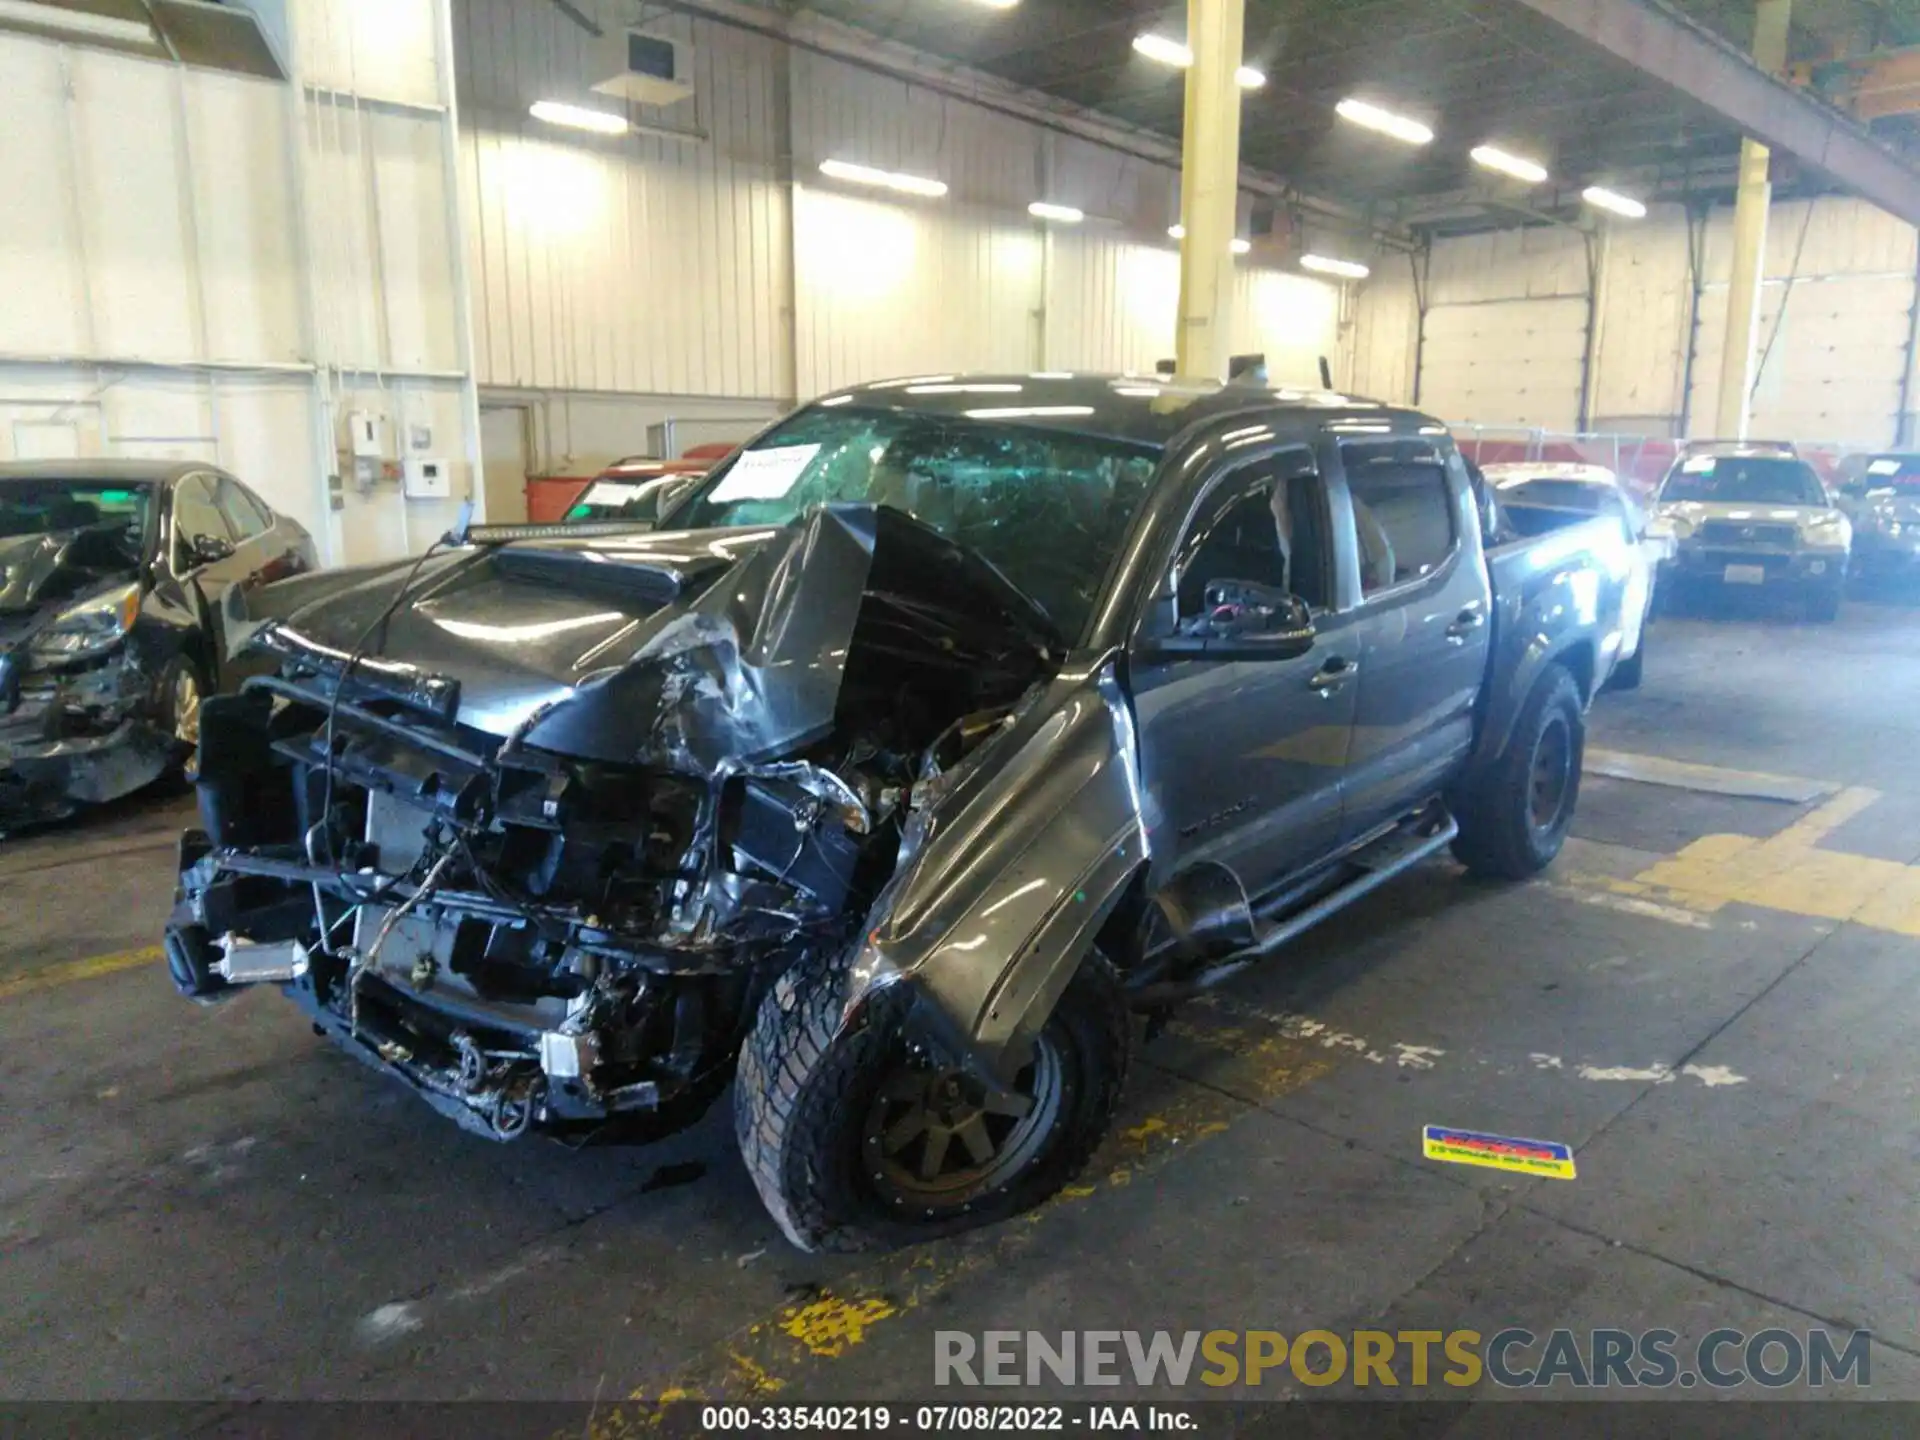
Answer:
1661, 458, 1827, 506
0, 480, 152, 547
668, 407, 1161, 640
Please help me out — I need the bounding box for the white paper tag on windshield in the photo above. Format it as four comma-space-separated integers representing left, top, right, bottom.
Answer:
582, 482, 651, 506
709, 444, 822, 504
1869, 459, 1902, 476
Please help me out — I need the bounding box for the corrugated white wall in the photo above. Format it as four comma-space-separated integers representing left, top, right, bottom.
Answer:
1354, 195, 1920, 448
452, 0, 1348, 412
0, 0, 481, 564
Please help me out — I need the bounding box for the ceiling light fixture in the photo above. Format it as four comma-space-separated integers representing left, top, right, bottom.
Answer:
1582, 185, 1648, 219
967, 0, 1020, 8
1335, 97, 1433, 146
1168, 224, 1186, 240
1470, 144, 1549, 184
530, 100, 630, 135
1132, 33, 1266, 89
1231, 238, 1252, 255
1301, 254, 1371, 280
1028, 201, 1086, 224
819, 159, 949, 198
1170, 225, 1255, 255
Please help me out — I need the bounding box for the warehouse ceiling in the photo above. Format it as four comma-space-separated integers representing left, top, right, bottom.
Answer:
787, 0, 1920, 226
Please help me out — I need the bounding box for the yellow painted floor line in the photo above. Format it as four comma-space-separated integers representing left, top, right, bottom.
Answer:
1601, 786, 1920, 936
1584, 749, 1838, 805
612, 1025, 1349, 1413
0, 945, 162, 1003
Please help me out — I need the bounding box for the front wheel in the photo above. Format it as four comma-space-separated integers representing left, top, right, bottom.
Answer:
1807, 585, 1842, 624
735, 949, 1131, 1253
1452, 664, 1585, 881
157, 656, 208, 782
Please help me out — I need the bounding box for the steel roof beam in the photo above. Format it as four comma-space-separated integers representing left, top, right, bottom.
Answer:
1509, 0, 1920, 224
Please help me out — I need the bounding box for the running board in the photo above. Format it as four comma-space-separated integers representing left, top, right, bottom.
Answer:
1134, 810, 1459, 1005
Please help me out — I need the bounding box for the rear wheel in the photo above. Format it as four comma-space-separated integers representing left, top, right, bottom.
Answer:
1452, 664, 1585, 880
736, 948, 1130, 1253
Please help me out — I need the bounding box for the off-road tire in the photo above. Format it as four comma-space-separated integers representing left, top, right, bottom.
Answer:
1452, 663, 1585, 881
735, 948, 1131, 1253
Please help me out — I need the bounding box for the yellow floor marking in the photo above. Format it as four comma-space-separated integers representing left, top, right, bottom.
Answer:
0, 945, 161, 1003
1583, 749, 1837, 804
609, 1025, 1346, 1412
1616, 787, 1920, 936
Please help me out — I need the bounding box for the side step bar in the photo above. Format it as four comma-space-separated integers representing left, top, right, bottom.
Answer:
1135, 808, 1459, 1005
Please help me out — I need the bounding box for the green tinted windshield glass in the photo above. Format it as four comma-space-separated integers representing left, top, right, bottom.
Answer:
0, 480, 152, 548
671, 408, 1161, 640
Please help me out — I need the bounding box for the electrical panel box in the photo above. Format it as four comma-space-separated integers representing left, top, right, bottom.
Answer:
402, 457, 452, 500
348, 410, 384, 459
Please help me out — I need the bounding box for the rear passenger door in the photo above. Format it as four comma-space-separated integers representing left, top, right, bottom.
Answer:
1130, 445, 1360, 893
1337, 438, 1492, 842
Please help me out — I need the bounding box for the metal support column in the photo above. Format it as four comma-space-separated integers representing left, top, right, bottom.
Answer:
1174, 0, 1245, 381
1714, 0, 1792, 439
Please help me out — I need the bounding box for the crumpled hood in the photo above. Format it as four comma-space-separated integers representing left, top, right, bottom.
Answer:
253, 505, 1057, 771
0, 530, 137, 639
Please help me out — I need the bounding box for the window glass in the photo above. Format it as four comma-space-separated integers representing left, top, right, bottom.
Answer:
673, 408, 1160, 641
1174, 451, 1331, 619
219, 479, 272, 540
1343, 441, 1458, 596
1661, 457, 1826, 506
173, 475, 232, 561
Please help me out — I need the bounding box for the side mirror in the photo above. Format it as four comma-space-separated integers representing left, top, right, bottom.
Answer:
186, 533, 235, 567
1142, 581, 1317, 662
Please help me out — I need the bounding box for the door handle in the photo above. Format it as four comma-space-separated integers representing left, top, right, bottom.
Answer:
1309, 658, 1357, 694
1446, 609, 1487, 643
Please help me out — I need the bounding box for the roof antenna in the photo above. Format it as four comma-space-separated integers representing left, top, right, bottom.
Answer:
1318, 356, 1334, 389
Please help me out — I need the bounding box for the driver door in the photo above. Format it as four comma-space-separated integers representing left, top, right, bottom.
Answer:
169, 472, 252, 684
1130, 445, 1360, 896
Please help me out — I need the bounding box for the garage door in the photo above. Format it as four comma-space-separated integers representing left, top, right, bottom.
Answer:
1418, 296, 1589, 431
1689, 273, 1912, 446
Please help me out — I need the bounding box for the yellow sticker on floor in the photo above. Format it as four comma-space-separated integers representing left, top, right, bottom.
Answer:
1423, 1125, 1576, 1180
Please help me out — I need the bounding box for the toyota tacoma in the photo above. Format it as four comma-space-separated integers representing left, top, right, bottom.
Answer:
162, 375, 1630, 1251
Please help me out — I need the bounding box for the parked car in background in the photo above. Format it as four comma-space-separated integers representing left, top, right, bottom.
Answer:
1651, 446, 1850, 621
563, 459, 708, 526
1483, 462, 1664, 689
1836, 453, 1920, 584
165, 374, 1630, 1252
0, 459, 316, 829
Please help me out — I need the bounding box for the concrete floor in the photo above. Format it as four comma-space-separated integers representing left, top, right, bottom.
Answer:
6, 599, 1920, 1419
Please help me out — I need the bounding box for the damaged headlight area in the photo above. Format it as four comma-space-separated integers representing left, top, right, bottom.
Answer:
30, 581, 140, 661
165, 669, 1011, 1145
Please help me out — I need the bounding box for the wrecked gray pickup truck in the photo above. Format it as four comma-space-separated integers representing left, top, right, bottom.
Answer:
164, 375, 1631, 1251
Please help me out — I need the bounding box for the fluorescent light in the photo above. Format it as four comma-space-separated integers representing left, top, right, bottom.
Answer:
968, 0, 1019, 7
1471, 144, 1549, 184
819, 159, 948, 199
1133, 33, 1192, 66
0, 0, 157, 44
1029, 201, 1085, 224
1301, 254, 1371, 280
1171, 224, 1253, 255
1335, 98, 1433, 146
530, 100, 630, 135
1583, 185, 1648, 219
1132, 33, 1266, 89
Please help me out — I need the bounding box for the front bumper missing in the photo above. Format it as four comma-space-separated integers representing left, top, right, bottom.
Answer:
0, 719, 170, 825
